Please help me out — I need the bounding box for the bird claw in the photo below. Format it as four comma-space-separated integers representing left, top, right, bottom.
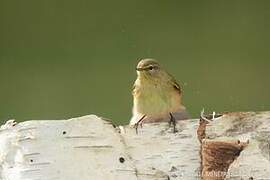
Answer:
134, 122, 143, 134
169, 113, 177, 133
134, 115, 146, 134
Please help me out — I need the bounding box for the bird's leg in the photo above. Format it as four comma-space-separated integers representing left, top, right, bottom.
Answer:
134, 115, 146, 134
169, 113, 177, 133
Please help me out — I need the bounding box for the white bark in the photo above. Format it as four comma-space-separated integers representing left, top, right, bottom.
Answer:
0, 116, 200, 180
0, 111, 269, 180
121, 119, 201, 179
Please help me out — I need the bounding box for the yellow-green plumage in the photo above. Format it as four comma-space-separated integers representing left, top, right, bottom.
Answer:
130, 59, 186, 125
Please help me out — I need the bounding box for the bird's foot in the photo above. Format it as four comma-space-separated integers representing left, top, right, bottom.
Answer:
169, 113, 177, 133
134, 122, 142, 134
134, 115, 146, 134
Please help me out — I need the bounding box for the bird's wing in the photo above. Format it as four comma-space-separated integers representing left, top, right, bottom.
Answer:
169, 75, 182, 95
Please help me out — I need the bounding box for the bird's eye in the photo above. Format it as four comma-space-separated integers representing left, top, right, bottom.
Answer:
149, 66, 154, 70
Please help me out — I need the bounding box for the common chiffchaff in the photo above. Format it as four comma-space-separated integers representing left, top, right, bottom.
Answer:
130, 58, 188, 132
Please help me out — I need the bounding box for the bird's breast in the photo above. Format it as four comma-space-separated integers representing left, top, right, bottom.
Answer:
133, 81, 180, 116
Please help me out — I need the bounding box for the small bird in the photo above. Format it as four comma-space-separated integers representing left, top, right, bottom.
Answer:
130, 58, 189, 133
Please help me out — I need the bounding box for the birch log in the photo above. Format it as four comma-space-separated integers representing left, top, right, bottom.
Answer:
198, 111, 270, 180
0, 111, 269, 180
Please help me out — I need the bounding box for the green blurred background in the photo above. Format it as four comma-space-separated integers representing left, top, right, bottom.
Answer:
0, 0, 270, 125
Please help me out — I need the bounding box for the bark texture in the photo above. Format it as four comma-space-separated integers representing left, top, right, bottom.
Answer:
0, 111, 269, 180
199, 112, 270, 180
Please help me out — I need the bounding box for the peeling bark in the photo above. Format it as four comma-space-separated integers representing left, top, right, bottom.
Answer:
201, 140, 247, 180
199, 111, 270, 180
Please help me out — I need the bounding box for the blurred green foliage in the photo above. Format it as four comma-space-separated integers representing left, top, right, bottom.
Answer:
0, 0, 270, 125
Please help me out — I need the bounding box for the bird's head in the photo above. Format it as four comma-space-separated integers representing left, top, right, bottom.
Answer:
136, 58, 163, 79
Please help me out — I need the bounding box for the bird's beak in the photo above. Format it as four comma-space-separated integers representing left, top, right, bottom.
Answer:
136, 67, 144, 71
